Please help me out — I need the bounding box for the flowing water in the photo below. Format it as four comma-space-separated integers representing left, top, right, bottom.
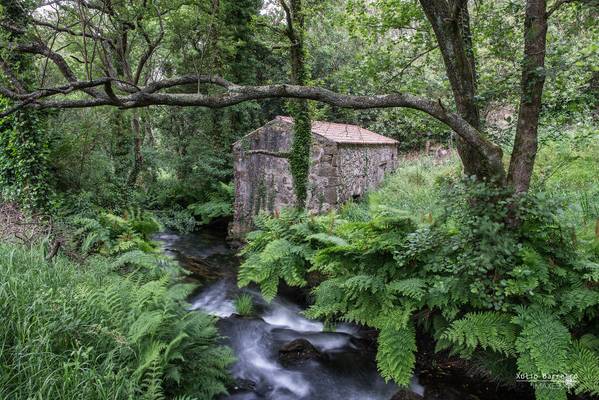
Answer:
156, 229, 409, 400
155, 229, 529, 400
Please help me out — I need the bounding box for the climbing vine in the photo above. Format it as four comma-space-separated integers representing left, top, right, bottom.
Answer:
0, 98, 52, 209
286, 0, 312, 209
0, 1, 52, 210
288, 101, 312, 208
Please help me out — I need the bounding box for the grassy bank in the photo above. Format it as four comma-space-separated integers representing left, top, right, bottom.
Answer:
0, 242, 233, 400
369, 131, 599, 238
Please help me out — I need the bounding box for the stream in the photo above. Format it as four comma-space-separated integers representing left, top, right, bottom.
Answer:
155, 228, 531, 400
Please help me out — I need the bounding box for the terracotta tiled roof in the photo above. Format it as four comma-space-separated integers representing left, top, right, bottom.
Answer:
275, 116, 397, 145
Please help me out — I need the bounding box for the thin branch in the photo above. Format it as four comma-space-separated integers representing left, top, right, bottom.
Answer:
133, 4, 165, 85
278, 0, 296, 42
382, 45, 439, 87
546, 0, 576, 17
0, 57, 27, 94
32, 18, 111, 43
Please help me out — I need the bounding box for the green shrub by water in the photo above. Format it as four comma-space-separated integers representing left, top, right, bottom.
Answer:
0, 242, 234, 400
71, 207, 162, 255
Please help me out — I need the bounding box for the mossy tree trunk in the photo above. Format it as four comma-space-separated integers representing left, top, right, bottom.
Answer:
282, 0, 311, 209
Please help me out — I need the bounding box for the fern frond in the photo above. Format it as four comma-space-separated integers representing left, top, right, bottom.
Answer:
569, 339, 599, 396
386, 278, 427, 300
376, 322, 417, 387
441, 312, 517, 357
513, 306, 574, 399
307, 232, 349, 247
128, 310, 166, 344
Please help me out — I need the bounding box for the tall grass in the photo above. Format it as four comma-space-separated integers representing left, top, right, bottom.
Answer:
534, 130, 599, 240
234, 293, 254, 317
367, 153, 461, 223
0, 242, 233, 400
367, 129, 598, 240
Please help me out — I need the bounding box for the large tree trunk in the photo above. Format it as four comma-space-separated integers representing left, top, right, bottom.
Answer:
419, 0, 505, 184
508, 0, 549, 193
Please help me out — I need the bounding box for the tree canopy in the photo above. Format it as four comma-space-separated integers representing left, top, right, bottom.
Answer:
1, 0, 597, 192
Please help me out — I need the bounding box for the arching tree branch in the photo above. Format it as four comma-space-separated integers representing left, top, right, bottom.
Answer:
0, 74, 505, 183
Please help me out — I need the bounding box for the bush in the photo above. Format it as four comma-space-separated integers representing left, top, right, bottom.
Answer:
155, 208, 197, 234
238, 181, 599, 399
0, 242, 234, 400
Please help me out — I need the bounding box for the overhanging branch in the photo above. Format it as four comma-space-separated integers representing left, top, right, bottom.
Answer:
0, 74, 504, 181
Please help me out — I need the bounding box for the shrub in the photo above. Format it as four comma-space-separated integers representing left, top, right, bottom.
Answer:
0, 242, 234, 400
155, 208, 197, 234
238, 180, 599, 399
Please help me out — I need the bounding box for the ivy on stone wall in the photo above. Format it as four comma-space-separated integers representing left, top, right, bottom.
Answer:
287, 0, 312, 209
288, 101, 312, 209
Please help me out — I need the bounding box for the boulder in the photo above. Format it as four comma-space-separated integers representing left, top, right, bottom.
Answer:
390, 389, 424, 400
278, 338, 322, 364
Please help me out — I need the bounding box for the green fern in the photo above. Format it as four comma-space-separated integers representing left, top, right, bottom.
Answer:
569, 339, 599, 395
238, 185, 599, 399
386, 278, 427, 300
72, 209, 160, 256
238, 237, 310, 300
376, 322, 417, 387
440, 312, 517, 357
139, 348, 166, 400
0, 242, 233, 400
513, 307, 571, 376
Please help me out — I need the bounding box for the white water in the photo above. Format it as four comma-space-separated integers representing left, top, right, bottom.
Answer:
189, 280, 236, 318
156, 230, 515, 400
190, 280, 400, 400
261, 301, 324, 332
157, 230, 429, 400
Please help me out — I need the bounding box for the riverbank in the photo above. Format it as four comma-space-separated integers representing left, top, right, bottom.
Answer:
157, 228, 536, 400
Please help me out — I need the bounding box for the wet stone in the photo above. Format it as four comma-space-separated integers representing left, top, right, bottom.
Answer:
279, 338, 322, 365
230, 378, 256, 393
390, 389, 424, 400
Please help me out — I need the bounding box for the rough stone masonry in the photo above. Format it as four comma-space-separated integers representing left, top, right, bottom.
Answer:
230, 116, 398, 238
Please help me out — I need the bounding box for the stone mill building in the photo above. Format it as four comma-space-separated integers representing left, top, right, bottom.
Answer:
230, 116, 398, 237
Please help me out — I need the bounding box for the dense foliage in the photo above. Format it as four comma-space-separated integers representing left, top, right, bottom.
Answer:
2, 0, 596, 216
1, 0, 598, 398
238, 135, 599, 399
72, 208, 162, 255
0, 242, 234, 400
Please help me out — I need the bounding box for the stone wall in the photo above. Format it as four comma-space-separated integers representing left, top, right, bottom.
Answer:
305, 135, 339, 214
336, 144, 398, 204
230, 120, 295, 238
230, 120, 398, 238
